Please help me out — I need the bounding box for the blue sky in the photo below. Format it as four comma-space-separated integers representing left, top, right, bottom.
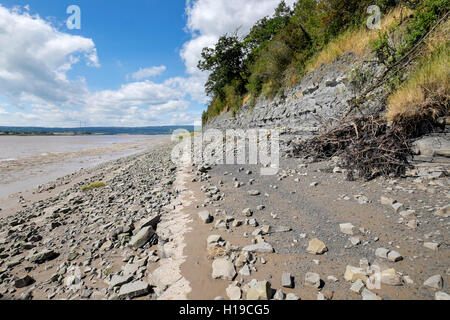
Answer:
0, 0, 294, 127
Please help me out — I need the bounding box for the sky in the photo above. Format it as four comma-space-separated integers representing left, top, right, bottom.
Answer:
0, 0, 295, 127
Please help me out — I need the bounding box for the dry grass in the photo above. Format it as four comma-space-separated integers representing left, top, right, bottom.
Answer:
81, 181, 106, 192
306, 6, 414, 72
283, 63, 301, 88
386, 20, 450, 121
242, 93, 252, 106
206, 246, 229, 260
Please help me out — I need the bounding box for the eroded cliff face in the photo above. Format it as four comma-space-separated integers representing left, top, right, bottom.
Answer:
205, 52, 387, 138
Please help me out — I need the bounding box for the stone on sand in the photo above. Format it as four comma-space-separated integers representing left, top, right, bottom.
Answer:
246, 281, 271, 300
242, 242, 274, 253
198, 211, 213, 224
424, 275, 443, 290
282, 272, 293, 288
305, 272, 321, 288
307, 238, 327, 255
340, 223, 356, 235
129, 227, 155, 249
118, 281, 149, 299
226, 285, 242, 300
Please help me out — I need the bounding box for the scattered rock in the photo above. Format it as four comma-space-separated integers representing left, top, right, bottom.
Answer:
381, 269, 403, 286
14, 275, 35, 289
361, 288, 382, 300
109, 274, 134, 288
226, 285, 242, 300
285, 293, 300, 300
435, 292, 450, 300
247, 190, 261, 196
424, 242, 440, 251
381, 197, 395, 206
350, 236, 361, 246
239, 264, 251, 277
282, 272, 293, 288
246, 281, 271, 300
340, 223, 356, 235
375, 248, 390, 260
424, 275, 443, 290
207, 235, 222, 246
307, 238, 327, 255
242, 242, 274, 253
387, 251, 403, 263
242, 208, 253, 217
198, 211, 213, 224
350, 279, 365, 294
212, 258, 236, 281
273, 289, 285, 300
118, 281, 149, 299
344, 266, 367, 283
129, 227, 156, 249
392, 203, 404, 213
27, 249, 58, 264
305, 272, 321, 288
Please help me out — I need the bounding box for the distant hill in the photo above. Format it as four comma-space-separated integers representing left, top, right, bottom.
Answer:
0, 126, 195, 136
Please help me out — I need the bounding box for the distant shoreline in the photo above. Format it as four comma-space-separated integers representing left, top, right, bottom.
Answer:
0, 125, 195, 136
0, 132, 173, 137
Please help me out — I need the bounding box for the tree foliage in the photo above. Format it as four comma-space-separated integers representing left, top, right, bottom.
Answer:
199, 0, 414, 124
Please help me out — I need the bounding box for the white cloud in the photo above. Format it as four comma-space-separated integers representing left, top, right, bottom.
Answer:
0, 5, 192, 127
128, 66, 166, 81
182, 0, 296, 75
163, 75, 209, 104
0, 2, 294, 127
0, 5, 99, 108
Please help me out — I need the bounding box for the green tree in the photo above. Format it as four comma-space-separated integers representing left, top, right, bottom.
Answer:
198, 34, 246, 99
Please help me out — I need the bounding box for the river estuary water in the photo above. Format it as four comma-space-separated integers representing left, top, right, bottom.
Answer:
0, 135, 170, 199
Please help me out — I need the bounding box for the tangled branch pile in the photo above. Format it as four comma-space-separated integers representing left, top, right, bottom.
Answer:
291, 116, 415, 181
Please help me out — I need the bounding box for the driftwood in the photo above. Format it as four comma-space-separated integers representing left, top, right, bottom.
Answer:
291, 116, 413, 181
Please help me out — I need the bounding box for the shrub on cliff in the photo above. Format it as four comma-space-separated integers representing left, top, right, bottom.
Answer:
199, 0, 407, 124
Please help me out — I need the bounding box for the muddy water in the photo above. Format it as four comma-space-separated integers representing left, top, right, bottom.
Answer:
0, 135, 170, 199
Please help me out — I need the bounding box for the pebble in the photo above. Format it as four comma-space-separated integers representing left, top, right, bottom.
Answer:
246, 281, 271, 300
340, 223, 356, 235
198, 211, 213, 224
282, 272, 294, 288
350, 279, 365, 294
305, 272, 321, 288
226, 285, 242, 301
435, 292, 450, 300
424, 275, 443, 290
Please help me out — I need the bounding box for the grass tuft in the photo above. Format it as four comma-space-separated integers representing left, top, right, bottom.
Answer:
81, 182, 106, 192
